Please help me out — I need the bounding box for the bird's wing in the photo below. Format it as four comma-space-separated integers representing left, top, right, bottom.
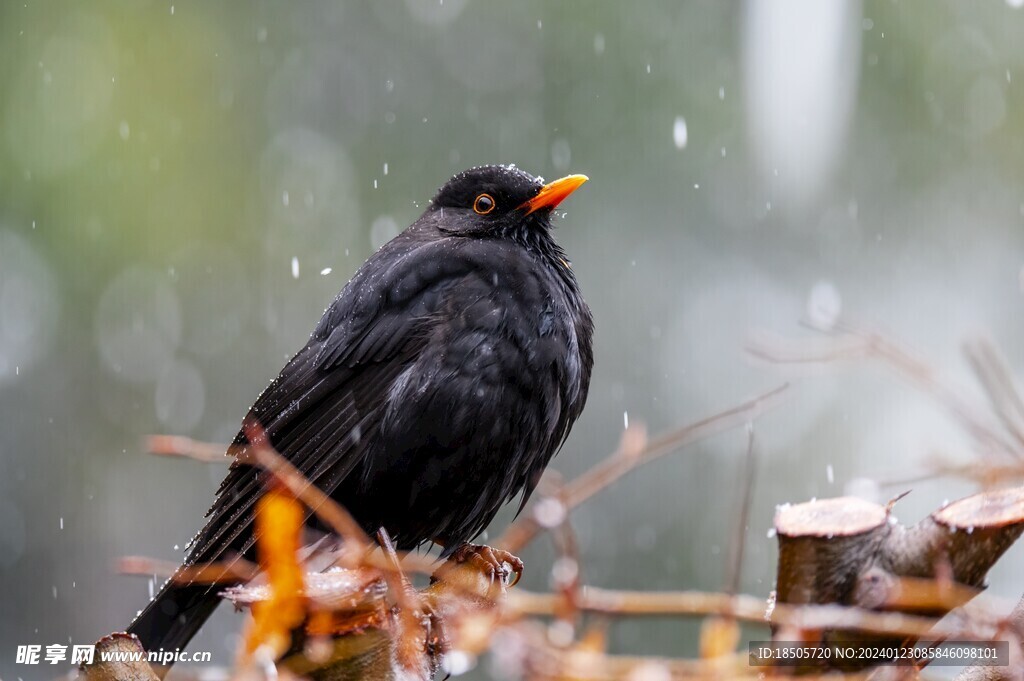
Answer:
186, 234, 479, 565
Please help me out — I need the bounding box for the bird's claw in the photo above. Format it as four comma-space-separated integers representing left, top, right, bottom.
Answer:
451, 543, 524, 588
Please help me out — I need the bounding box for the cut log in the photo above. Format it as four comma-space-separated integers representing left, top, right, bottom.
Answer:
770, 486, 1024, 672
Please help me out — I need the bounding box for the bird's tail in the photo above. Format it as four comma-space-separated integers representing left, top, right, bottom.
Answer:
126, 578, 221, 673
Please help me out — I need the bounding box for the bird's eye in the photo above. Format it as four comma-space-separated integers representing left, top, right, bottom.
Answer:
473, 193, 496, 215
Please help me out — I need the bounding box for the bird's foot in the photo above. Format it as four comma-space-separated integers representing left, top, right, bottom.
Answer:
451, 543, 524, 587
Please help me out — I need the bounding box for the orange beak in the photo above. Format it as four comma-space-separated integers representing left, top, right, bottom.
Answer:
519, 174, 589, 215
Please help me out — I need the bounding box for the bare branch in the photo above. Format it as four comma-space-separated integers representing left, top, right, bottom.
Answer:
508, 587, 967, 640
748, 328, 1018, 459
725, 424, 757, 598
964, 338, 1024, 455
498, 383, 788, 552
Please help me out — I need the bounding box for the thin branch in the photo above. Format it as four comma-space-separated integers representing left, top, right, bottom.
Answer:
880, 457, 1024, 488
145, 430, 442, 577
376, 527, 430, 677
748, 328, 1018, 459
119, 556, 258, 584
498, 383, 788, 552
241, 421, 374, 558
146, 434, 239, 463
964, 338, 1024, 455
508, 587, 994, 641
376, 527, 422, 616
725, 424, 757, 598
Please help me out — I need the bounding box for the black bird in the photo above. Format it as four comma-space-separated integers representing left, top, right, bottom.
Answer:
127, 165, 594, 657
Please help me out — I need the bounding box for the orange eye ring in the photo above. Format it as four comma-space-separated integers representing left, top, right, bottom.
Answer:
473, 193, 496, 215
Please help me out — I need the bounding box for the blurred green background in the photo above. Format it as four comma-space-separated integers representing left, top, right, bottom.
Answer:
2, 0, 1024, 677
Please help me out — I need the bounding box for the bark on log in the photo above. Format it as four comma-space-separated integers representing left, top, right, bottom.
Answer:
771, 486, 1024, 673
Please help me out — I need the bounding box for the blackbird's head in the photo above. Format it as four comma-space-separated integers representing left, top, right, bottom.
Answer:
429, 165, 587, 239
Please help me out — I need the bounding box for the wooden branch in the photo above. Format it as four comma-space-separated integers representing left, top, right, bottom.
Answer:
223, 552, 508, 680
964, 339, 1024, 455
955, 593, 1024, 681
748, 328, 1020, 460
769, 486, 1024, 672
241, 421, 375, 561
229, 566, 404, 681
119, 555, 259, 584
509, 587, 955, 639
725, 426, 758, 599
498, 383, 788, 553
